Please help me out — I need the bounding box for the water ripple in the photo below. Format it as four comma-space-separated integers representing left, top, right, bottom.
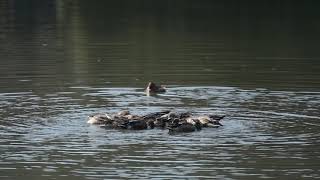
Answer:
0, 86, 319, 179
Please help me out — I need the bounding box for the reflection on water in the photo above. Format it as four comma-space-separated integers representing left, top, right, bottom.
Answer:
1, 0, 320, 179
1, 0, 320, 90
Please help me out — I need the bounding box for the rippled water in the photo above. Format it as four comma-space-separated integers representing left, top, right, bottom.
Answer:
1, 1, 320, 179
1, 87, 320, 179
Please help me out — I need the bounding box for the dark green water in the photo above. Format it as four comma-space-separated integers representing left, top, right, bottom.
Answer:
1, 1, 320, 179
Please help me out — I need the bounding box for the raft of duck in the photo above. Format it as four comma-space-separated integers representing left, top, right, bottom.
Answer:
88, 110, 225, 134
87, 82, 225, 134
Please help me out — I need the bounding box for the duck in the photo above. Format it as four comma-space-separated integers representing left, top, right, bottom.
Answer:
105, 110, 155, 130
149, 111, 192, 129
119, 119, 155, 130
186, 114, 224, 128
87, 113, 112, 125
141, 110, 171, 128
145, 82, 166, 95
150, 111, 179, 128
114, 110, 143, 120
142, 110, 171, 120
110, 116, 155, 130
168, 119, 202, 134
87, 110, 134, 126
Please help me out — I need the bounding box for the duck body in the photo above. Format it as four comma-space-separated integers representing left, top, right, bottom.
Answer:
152, 112, 177, 128
112, 119, 155, 130
142, 110, 171, 121
151, 111, 190, 129
87, 113, 112, 125
168, 119, 202, 134
123, 120, 148, 130
186, 114, 224, 128
89, 110, 156, 130
88, 110, 132, 127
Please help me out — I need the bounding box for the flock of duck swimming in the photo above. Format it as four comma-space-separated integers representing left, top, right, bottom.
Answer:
87, 82, 225, 134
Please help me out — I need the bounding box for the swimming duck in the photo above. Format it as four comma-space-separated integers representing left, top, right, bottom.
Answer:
142, 110, 171, 128
110, 116, 155, 130
149, 111, 192, 129
168, 119, 202, 134
88, 110, 134, 126
186, 114, 224, 128
104, 110, 156, 130
119, 119, 155, 130
142, 110, 171, 120
151, 111, 178, 128
87, 113, 112, 125
145, 82, 166, 95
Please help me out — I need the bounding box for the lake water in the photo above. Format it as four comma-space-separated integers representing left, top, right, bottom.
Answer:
1, 1, 320, 179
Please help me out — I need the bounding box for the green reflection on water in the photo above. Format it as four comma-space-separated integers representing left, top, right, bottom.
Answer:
0, 0, 320, 91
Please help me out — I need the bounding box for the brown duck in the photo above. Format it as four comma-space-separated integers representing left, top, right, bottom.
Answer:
145, 82, 166, 95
